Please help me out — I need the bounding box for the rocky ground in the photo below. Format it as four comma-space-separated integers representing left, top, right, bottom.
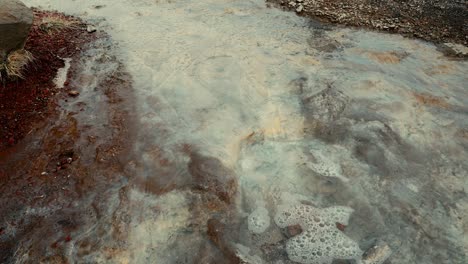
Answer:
0, 10, 137, 263
268, 0, 468, 50
0, 10, 95, 150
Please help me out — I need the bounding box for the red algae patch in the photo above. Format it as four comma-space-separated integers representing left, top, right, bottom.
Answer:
0, 9, 95, 150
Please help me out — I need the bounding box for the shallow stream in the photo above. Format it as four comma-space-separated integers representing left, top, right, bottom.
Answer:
10, 0, 468, 263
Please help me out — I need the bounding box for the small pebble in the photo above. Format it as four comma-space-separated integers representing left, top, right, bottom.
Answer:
286, 224, 303, 237
68, 90, 80, 96
86, 25, 97, 33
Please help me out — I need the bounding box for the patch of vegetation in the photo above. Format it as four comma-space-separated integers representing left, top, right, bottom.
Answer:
39, 14, 81, 34
0, 49, 34, 81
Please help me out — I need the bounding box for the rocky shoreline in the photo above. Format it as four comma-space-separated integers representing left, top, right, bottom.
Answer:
0, 9, 97, 150
268, 0, 467, 52
0, 6, 138, 262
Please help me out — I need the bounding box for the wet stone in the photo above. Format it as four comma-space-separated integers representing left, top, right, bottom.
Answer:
362, 240, 392, 264
206, 218, 242, 263
68, 90, 80, 96
437, 42, 468, 58
260, 242, 287, 262
307, 31, 344, 53
301, 84, 349, 124
285, 224, 303, 237
195, 240, 232, 263
188, 153, 238, 203
300, 84, 349, 140
86, 25, 97, 33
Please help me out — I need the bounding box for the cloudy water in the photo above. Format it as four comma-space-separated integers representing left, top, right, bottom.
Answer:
10, 0, 468, 263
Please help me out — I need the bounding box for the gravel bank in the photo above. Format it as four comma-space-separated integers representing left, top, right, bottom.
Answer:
268, 0, 467, 48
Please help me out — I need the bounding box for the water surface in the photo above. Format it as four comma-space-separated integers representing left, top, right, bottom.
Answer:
11, 0, 468, 263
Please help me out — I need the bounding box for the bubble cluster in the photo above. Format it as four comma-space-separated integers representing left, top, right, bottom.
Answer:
275, 204, 362, 264
248, 206, 270, 234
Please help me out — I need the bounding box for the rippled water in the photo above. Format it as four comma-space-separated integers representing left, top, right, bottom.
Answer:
13, 0, 468, 263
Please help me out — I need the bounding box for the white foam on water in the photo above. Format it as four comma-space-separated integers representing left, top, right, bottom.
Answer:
248, 206, 270, 234
275, 204, 362, 264
53, 57, 71, 88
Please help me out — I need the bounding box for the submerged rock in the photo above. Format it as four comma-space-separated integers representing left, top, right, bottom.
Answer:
362, 240, 392, 264
206, 218, 242, 263
0, 0, 33, 61
68, 90, 80, 96
86, 25, 97, 33
438, 42, 468, 58
188, 153, 238, 203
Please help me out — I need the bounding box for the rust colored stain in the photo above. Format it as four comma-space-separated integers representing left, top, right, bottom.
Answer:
424, 64, 456, 75
0, 10, 95, 150
336, 222, 347, 231
367, 51, 404, 64
0, 12, 137, 262
413, 93, 450, 109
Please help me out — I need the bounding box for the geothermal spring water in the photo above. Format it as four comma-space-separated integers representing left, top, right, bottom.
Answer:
10, 0, 468, 263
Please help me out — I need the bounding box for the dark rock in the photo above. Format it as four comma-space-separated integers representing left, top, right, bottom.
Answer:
86, 25, 97, 33
206, 218, 242, 263
301, 84, 349, 124
307, 33, 342, 53
300, 84, 349, 138
285, 224, 303, 237
260, 242, 287, 262
362, 240, 392, 264
0, 0, 33, 61
437, 42, 468, 58
188, 153, 237, 203
195, 239, 233, 264
68, 90, 80, 96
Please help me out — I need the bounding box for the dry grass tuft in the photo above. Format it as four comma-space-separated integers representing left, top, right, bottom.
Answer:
39, 15, 81, 34
0, 50, 34, 81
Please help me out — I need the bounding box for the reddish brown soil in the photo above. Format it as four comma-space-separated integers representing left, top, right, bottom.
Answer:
0, 13, 137, 261
0, 10, 94, 150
